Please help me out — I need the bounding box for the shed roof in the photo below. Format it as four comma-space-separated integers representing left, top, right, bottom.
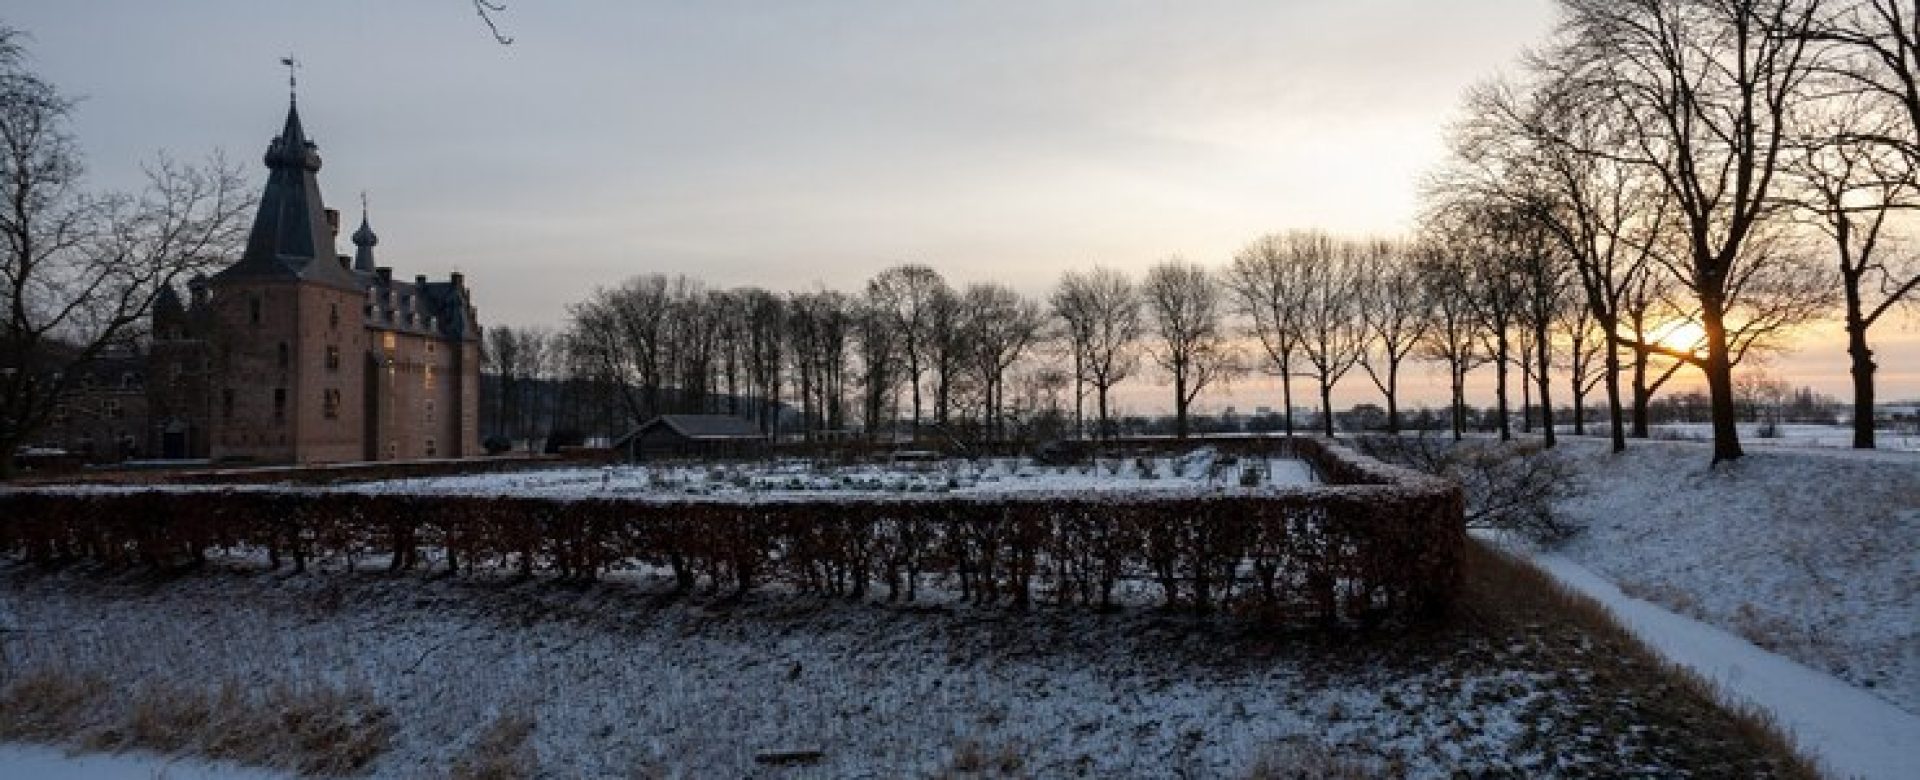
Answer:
614, 414, 765, 449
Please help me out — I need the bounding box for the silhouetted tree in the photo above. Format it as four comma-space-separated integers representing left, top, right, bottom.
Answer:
1142, 259, 1236, 439
0, 28, 252, 477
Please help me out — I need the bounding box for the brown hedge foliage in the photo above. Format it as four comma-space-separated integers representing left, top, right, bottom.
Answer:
0, 439, 1463, 623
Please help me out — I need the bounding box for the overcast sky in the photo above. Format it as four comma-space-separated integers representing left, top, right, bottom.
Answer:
9, 1, 1918, 412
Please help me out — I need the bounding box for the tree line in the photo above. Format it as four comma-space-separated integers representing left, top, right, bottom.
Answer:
1421, 0, 1920, 460
509, 1, 1920, 461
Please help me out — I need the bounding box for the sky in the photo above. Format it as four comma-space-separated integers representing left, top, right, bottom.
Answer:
8, 0, 1918, 413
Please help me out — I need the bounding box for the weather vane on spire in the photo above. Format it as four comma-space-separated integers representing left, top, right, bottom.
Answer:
280, 56, 300, 102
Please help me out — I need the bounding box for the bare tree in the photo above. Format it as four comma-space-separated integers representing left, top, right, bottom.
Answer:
1558, 295, 1610, 436
1051, 267, 1142, 441
739, 287, 786, 435
866, 264, 946, 435
1290, 233, 1368, 437
962, 283, 1047, 442
1555, 0, 1822, 462
483, 325, 554, 453
1446, 75, 1673, 452
1353, 238, 1431, 434
1787, 98, 1920, 447
1142, 259, 1237, 439
1, 29, 253, 477
1222, 234, 1308, 436
924, 285, 970, 432
1412, 239, 1485, 440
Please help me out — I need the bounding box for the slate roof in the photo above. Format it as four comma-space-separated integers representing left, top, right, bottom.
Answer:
612, 415, 766, 449
214, 100, 361, 291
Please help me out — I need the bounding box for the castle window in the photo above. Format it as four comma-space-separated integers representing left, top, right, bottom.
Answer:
325, 345, 341, 372
277, 342, 290, 369
272, 388, 286, 422
250, 297, 261, 326
424, 365, 435, 391
322, 389, 339, 420
329, 303, 340, 330
425, 400, 435, 424
221, 389, 235, 420
425, 438, 437, 457
106, 400, 122, 419
120, 372, 136, 389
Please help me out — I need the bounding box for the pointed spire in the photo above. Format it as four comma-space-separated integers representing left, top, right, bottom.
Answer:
216, 79, 360, 291
155, 283, 184, 315
352, 193, 379, 273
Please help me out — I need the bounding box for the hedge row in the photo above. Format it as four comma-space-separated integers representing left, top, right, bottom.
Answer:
0, 440, 1465, 623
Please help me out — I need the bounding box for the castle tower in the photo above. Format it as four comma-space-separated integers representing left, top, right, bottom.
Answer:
206, 97, 368, 464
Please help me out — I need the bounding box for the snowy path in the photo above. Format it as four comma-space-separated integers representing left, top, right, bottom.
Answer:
0, 744, 286, 779
1529, 551, 1920, 780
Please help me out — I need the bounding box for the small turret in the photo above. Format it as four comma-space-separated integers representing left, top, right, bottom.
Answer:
352, 203, 379, 272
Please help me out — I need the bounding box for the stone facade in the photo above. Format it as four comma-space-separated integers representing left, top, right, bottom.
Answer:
144, 99, 480, 465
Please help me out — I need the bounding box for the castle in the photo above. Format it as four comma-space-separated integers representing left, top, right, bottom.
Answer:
144, 97, 481, 463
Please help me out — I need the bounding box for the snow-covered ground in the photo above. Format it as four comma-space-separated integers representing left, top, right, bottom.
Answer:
0, 558, 1797, 778
345, 450, 1317, 500
1527, 549, 1920, 780
1544, 438, 1920, 716
1625, 422, 1920, 451
0, 745, 283, 780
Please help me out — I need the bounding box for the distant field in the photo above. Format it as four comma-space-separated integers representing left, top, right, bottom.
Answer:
345, 448, 1318, 499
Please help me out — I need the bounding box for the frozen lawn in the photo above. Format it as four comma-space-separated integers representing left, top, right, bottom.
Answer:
0, 543, 1806, 778
1547, 438, 1920, 715
0, 745, 282, 780
344, 449, 1317, 500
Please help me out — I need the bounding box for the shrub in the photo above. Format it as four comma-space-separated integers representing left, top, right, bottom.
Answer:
0, 438, 1464, 623
1353, 435, 1583, 545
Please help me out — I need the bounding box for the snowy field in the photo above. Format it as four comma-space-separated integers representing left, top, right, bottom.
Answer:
1542, 438, 1920, 715
0, 550, 1802, 778
345, 449, 1318, 500
1617, 422, 1920, 452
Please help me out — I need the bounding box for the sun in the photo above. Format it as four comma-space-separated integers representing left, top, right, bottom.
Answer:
1653, 321, 1708, 355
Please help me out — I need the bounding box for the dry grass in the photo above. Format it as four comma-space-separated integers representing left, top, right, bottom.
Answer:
937, 736, 1027, 778
1242, 737, 1381, 779
0, 665, 393, 776
448, 710, 538, 780
1460, 539, 1822, 780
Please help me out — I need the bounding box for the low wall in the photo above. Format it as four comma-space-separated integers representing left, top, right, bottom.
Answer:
0, 439, 1464, 623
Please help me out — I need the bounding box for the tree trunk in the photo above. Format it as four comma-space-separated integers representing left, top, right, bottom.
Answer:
1535, 322, 1555, 448
1450, 361, 1467, 442
1631, 347, 1651, 439
1384, 362, 1400, 435
1279, 358, 1295, 437
1072, 353, 1084, 440
1604, 338, 1626, 453
1097, 386, 1111, 443
1319, 379, 1336, 438
1700, 297, 1743, 463
1495, 332, 1512, 441
1847, 316, 1876, 449
1173, 373, 1190, 440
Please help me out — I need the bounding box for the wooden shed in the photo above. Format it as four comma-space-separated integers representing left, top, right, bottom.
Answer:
612, 415, 767, 460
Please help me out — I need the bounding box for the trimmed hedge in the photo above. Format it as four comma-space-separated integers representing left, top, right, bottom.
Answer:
0, 439, 1464, 623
